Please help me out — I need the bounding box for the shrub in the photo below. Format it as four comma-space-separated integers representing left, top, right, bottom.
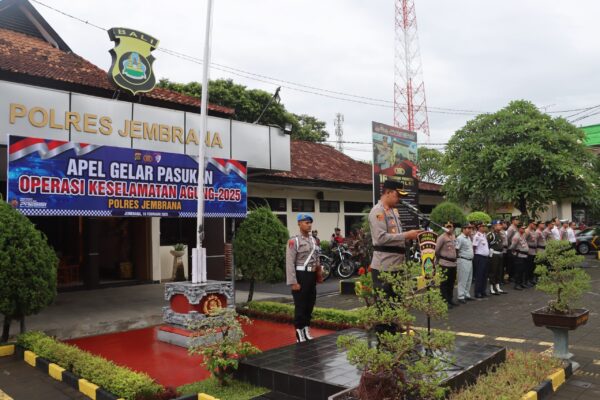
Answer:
178, 377, 268, 400
188, 308, 260, 386
0, 200, 58, 342
450, 350, 562, 400
320, 240, 331, 255
430, 202, 466, 232
534, 240, 591, 313
239, 301, 362, 330
233, 207, 289, 302
17, 331, 161, 400
337, 261, 454, 400
466, 211, 491, 224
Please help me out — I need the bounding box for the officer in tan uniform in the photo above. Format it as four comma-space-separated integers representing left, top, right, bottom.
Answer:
368, 180, 420, 334
524, 221, 538, 287
286, 213, 320, 343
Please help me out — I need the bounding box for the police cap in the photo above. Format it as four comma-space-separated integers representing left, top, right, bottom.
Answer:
297, 213, 313, 223
382, 180, 408, 196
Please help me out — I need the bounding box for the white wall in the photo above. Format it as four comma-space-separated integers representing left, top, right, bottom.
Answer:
249, 183, 372, 237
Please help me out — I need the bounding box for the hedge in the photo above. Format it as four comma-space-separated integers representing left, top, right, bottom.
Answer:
239, 301, 362, 330
17, 331, 162, 400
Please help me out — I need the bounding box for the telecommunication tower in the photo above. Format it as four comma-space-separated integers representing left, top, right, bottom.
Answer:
394, 0, 430, 140
334, 113, 344, 152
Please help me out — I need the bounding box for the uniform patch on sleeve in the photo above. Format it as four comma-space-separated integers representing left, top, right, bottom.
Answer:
288, 239, 295, 248
376, 213, 385, 221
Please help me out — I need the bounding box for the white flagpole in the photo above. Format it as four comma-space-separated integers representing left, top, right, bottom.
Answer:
194, 0, 214, 284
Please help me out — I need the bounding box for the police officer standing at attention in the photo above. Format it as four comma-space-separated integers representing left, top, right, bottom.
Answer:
524, 221, 538, 287
487, 220, 507, 295
509, 223, 529, 290
286, 213, 321, 343
472, 222, 490, 298
369, 180, 420, 334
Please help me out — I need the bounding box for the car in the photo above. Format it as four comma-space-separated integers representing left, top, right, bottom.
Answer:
575, 226, 600, 255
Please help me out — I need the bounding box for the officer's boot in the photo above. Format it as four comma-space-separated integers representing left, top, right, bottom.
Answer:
496, 284, 507, 294
303, 326, 314, 341
489, 284, 498, 295
295, 328, 306, 343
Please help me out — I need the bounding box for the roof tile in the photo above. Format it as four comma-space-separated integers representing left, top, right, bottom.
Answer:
0, 27, 234, 114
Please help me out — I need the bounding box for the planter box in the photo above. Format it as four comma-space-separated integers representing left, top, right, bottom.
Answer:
531, 308, 589, 330
329, 387, 357, 400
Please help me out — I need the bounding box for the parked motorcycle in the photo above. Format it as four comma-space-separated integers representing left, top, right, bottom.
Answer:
331, 243, 356, 279
318, 252, 332, 281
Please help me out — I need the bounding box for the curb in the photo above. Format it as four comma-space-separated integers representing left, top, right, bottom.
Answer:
521, 361, 573, 400
6, 345, 220, 400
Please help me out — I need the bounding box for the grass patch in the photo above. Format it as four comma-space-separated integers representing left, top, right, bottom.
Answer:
450, 349, 563, 400
239, 301, 363, 330
178, 377, 269, 400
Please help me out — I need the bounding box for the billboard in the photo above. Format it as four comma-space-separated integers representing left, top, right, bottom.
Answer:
7, 135, 247, 218
372, 121, 419, 229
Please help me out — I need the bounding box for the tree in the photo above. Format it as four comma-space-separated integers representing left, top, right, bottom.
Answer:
416, 147, 446, 184
233, 207, 289, 302
337, 262, 454, 400
158, 79, 329, 142
444, 100, 600, 218
429, 202, 466, 232
0, 200, 57, 342
466, 211, 492, 225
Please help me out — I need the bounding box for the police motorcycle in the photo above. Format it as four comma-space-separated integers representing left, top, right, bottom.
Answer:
330, 242, 356, 279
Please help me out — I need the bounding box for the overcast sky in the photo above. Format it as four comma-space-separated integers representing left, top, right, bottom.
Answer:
33, 0, 600, 160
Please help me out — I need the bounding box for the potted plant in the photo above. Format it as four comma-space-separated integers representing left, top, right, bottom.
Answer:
532, 240, 591, 360
170, 243, 187, 281
334, 261, 454, 400
171, 243, 186, 257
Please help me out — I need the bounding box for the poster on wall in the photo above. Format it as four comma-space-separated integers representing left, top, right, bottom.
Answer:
372, 121, 419, 229
6, 135, 247, 218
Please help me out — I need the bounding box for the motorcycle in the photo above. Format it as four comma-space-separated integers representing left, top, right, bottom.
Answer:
318, 252, 332, 281
331, 243, 356, 279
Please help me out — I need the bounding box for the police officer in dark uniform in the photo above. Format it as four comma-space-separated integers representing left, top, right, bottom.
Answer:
286, 213, 321, 343
487, 220, 507, 295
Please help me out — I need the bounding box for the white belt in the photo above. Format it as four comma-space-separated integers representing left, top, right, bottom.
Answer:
296, 265, 317, 272
491, 250, 503, 255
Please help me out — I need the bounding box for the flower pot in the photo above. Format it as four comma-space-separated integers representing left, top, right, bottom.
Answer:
531, 307, 589, 330
170, 250, 185, 258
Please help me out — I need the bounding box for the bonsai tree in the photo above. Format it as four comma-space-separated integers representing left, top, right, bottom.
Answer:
534, 240, 591, 314
188, 308, 260, 386
466, 211, 491, 225
233, 207, 289, 302
429, 202, 466, 232
0, 200, 58, 342
338, 261, 454, 400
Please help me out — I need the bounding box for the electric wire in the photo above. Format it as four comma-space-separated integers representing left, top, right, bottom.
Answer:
29, 0, 600, 121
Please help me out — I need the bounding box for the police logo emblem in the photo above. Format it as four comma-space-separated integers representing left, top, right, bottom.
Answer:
107, 28, 159, 95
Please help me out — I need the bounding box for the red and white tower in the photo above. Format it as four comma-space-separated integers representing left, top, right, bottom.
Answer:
394, 0, 430, 140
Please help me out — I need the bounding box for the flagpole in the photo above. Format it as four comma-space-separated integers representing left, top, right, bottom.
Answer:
194, 0, 214, 284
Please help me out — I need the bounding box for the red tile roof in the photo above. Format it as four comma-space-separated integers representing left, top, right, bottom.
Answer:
0, 27, 234, 115
267, 140, 442, 191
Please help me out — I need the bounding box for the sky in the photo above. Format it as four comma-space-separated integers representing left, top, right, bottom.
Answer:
30, 0, 600, 161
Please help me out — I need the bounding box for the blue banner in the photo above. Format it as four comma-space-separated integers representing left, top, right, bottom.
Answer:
7, 135, 247, 218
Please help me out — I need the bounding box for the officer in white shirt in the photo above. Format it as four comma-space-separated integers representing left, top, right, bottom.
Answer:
551, 218, 561, 241
567, 222, 577, 249
472, 222, 490, 298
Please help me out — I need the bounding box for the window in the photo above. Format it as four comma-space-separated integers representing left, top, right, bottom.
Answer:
276, 214, 287, 227
292, 199, 315, 212
344, 201, 372, 213
248, 197, 287, 212
319, 200, 340, 213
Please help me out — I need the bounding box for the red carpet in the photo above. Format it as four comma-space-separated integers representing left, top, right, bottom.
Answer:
66, 320, 333, 388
